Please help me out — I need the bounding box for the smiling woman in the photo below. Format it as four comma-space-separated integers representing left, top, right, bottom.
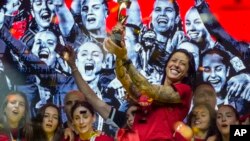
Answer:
61, 22, 197, 140
31, 30, 58, 66
101, 23, 197, 140
30, 0, 55, 31
187, 103, 217, 141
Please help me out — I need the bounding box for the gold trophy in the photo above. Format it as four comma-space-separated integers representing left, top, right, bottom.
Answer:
111, 0, 131, 46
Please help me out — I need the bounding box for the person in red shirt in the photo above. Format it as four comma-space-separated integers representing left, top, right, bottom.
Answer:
115, 105, 140, 141
105, 23, 196, 140
61, 21, 196, 140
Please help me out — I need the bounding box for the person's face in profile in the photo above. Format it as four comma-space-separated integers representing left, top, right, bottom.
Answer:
81, 0, 107, 32
202, 53, 229, 93
76, 42, 104, 82
216, 106, 239, 135
72, 106, 95, 135
191, 105, 211, 131
32, 31, 57, 66
31, 0, 55, 29
185, 8, 209, 44
177, 42, 199, 71
193, 84, 217, 109
151, 0, 177, 34
166, 52, 189, 83
126, 106, 137, 129
42, 106, 59, 135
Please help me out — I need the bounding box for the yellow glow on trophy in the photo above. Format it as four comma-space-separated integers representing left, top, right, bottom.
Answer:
111, 0, 131, 46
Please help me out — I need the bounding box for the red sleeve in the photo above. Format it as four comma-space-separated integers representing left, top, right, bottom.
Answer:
0, 134, 9, 141
173, 83, 192, 98
173, 83, 193, 117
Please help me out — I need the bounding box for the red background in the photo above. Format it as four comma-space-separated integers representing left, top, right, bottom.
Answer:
66, 0, 250, 42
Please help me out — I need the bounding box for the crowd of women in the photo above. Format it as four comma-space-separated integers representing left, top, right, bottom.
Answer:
0, 0, 250, 140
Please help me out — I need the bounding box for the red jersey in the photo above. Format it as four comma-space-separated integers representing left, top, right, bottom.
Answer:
116, 128, 140, 141
133, 83, 192, 141
0, 128, 26, 141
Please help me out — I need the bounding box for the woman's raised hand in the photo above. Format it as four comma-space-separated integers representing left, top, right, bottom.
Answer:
104, 23, 128, 60
59, 44, 77, 68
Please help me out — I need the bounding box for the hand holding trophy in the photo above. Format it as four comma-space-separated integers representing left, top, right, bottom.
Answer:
104, 0, 131, 60
110, 0, 131, 47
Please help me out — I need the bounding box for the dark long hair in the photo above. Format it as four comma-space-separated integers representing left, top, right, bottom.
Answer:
199, 48, 233, 97
187, 103, 217, 140
161, 49, 196, 89
0, 91, 30, 128
0, 91, 31, 140
31, 103, 63, 141
214, 105, 240, 141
